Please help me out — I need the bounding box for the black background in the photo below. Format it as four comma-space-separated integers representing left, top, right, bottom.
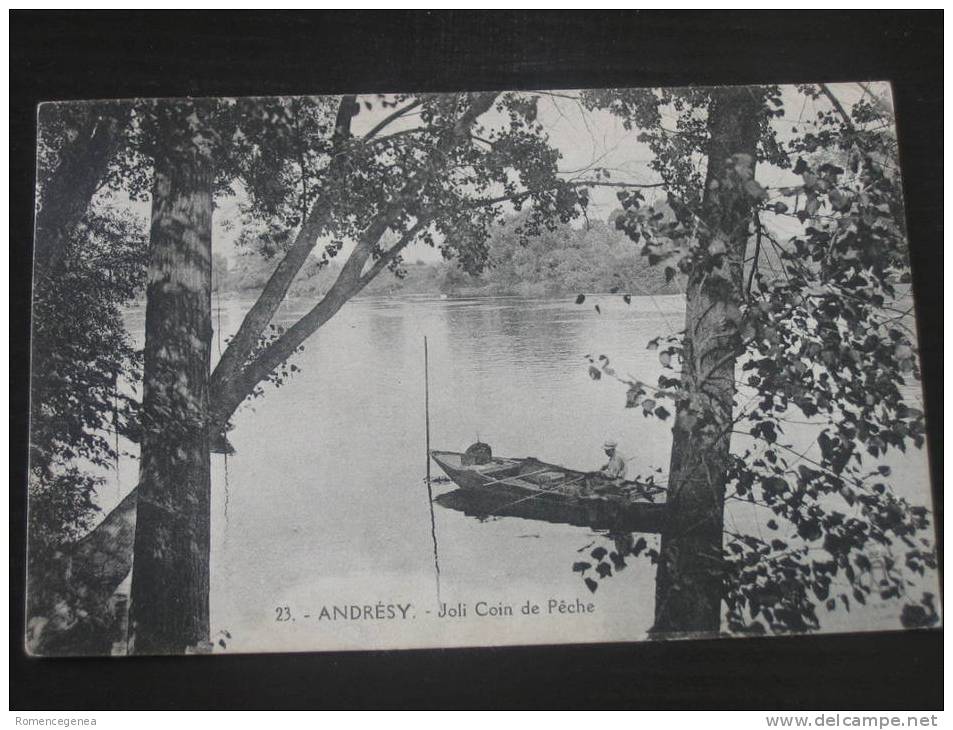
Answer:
10, 10, 942, 710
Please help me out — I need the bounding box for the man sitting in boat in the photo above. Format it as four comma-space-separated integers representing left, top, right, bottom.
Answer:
599, 440, 627, 482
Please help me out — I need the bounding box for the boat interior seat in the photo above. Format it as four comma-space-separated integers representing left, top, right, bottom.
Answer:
479, 462, 521, 477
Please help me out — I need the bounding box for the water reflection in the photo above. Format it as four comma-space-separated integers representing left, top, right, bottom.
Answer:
208, 294, 680, 651
105, 293, 933, 653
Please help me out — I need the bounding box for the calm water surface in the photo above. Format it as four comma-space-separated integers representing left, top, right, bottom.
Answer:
107, 294, 934, 652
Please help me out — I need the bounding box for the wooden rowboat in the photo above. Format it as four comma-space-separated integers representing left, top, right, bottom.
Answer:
430, 450, 667, 534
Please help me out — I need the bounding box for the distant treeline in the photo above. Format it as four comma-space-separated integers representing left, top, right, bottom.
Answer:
213, 212, 683, 298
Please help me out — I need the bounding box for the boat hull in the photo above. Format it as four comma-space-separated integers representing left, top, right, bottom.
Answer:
431, 450, 666, 534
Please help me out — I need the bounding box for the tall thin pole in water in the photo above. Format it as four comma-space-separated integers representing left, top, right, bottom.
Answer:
424, 337, 441, 602
425, 336, 431, 485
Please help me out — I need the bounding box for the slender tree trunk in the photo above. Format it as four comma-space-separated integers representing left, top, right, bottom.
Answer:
128, 112, 214, 655
653, 87, 763, 635
34, 103, 130, 278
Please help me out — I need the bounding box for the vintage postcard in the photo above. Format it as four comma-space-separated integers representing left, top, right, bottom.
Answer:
26, 82, 940, 656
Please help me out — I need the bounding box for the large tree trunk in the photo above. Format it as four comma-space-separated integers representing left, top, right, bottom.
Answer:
27, 92, 498, 655
652, 87, 763, 635
25, 489, 138, 655
128, 111, 214, 655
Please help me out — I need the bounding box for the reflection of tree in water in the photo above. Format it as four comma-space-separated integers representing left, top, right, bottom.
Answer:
442, 302, 583, 370
364, 307, 409, 365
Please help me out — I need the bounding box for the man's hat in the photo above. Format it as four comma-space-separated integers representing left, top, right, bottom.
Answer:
604, 440, 618, 449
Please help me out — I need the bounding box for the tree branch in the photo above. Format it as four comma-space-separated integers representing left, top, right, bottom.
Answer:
818, 84, 854, 131
569, 179, 666, 189
363, 97, 425, 141
365, 128, 427, 146
747, 213, 762, 302
209, 94, 358, 424
358, 219, 429, 288
464, 178, 666, 210
214, 92, 500, 422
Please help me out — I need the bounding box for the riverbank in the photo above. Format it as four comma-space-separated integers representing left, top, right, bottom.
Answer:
209, 215, 685, 302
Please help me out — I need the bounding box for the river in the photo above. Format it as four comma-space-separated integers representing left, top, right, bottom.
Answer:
104, 294, 935, 653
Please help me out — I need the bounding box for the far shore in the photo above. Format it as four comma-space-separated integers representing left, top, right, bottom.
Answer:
126, 290, 687, 308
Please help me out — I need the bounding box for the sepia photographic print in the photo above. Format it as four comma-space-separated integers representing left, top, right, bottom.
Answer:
26, 81, 940, 658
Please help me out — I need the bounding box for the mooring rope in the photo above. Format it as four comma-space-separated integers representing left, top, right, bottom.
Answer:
425, 476, 442, 604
